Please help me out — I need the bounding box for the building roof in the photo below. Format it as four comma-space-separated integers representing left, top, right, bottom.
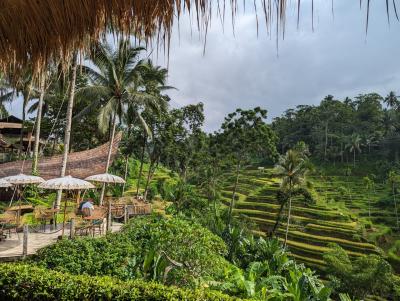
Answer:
0, 115, 23, 124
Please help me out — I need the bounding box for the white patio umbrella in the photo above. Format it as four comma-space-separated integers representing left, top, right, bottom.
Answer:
39, 175, 95, 236
3, 173, 45, 223
85, 173, 126, 184
85, 173, 125, 230
3, 173, 45, 185
0, 178, 13, 188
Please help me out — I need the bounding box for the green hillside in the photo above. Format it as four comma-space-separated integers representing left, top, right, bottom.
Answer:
220, 167, 400, 272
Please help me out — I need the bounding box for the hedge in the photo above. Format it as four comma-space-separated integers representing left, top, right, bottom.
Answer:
0, 264, 242, 301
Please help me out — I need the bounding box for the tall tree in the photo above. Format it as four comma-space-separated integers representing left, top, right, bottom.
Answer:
77, 39, 154, 204
346, 134, 362, 167
220, 107, 278, 226
56, 52, 78, 208
384, 91, 399, 110
363, 175, 375, 219
32, 74, 47, 174
275, 149, 309, 246
0, 67, 38, 156
388, 170, 400, 230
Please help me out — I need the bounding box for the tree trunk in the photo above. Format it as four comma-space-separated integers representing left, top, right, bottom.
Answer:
32, 75, 46, 174
136, 134, 146, 198
56, 52, 78, 209
368, 192, 371, 218
99, 111, 117, 206
143, 160, 158, 201
393, 183, 399, 230
353, 149, 356, 167
284, 182, 292, 247
122, 155, 129, 194
51, 132, 58, 155
19, 97, 27, 158
341, 142, 344, 163
228, 162, 240, 226
270, 200, 286, 237
284, 180, 292, 247
324, 122, 328, 160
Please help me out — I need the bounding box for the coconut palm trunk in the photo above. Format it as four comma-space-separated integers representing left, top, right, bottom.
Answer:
56, 52, 78, 209
228, 161, 241, 226
136, 134, 146, 198
122, 155, 129, 194
284, 180, 293, 247
99, 111, 117, 206
19, 91, 30, 158
271, 200, 286, 237
32, 75, 46, 174
393, 183, 399, 230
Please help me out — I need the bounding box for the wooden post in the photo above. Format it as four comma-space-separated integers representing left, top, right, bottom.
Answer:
61, 199, 68, 236
70, 218, 75, 239
22, 224, 28, 256
124, 204, 128, 224
107, 200, 112, 232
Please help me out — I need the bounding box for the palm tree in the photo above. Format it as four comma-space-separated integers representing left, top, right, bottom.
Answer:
76, 40, 157, 204
384, 91, 399, 110
363, 175, 374, 218
0, 67, 38, 156
345, 134, 362, 167
381, 109, 398, 135
388, 171, 400, 230
275, 149, 309, 246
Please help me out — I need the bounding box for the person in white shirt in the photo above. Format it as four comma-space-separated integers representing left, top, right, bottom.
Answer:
81, 200, 94, 216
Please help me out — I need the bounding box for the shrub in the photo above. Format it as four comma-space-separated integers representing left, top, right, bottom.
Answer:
0, 263, 240, 301
323, 243, 399, 299
121, 215, 229, 286
34, 215, 228, 288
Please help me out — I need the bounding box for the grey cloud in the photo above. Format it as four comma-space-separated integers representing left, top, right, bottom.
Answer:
153, 0, 400, 131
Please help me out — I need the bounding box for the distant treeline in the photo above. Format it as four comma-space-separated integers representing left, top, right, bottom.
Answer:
272, 93, 400, 172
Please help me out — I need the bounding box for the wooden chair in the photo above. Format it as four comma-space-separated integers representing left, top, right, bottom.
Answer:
74, 217, 93, 236
91, 207, 106, 236
0, 211, 18, 237
34, 206, 54, 230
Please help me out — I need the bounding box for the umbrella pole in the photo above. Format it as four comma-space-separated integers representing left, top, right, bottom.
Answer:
76, 190, 81, 207
61, 198, 67, 236
18, 186, 21, 226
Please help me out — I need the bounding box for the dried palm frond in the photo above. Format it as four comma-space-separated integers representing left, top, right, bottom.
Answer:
0, 0, 396, 77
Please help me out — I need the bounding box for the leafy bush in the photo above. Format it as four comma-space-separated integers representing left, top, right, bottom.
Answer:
323, 243, 399, 299
120, 215, 229, 287
35, 235, 139, 279
210, 237, 331, 300
34, 215, 228, 288
0, 263, 240, 301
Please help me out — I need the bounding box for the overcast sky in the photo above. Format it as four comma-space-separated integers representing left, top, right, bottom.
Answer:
6, 1, 400, 132
151, 0, 400, 131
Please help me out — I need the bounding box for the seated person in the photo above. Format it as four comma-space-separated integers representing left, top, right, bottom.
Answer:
80, 199, 94, 216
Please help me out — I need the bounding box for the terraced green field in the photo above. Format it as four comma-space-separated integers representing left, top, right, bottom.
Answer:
221, 168, 399, 272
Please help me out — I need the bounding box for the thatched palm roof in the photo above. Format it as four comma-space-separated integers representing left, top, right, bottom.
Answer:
0, 0, 211, 73
0, 1, 395, 75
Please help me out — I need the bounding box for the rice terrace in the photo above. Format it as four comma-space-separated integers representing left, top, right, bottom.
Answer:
0, 1, 400, 300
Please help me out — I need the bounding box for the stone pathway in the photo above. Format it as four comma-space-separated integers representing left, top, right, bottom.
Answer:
0, 222, 123, 261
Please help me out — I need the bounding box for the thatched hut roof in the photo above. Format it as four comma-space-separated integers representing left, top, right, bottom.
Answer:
0, 1, 395, 76
0, 0, 210, 74
0, 0, 301, 75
